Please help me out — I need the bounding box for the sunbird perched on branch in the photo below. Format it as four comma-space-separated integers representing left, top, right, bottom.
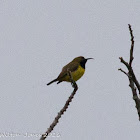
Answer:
47, 56, 93, 85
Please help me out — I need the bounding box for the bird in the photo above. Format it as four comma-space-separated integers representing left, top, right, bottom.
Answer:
47, 56, 93, 85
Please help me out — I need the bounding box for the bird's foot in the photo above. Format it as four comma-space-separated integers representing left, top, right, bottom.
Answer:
71, 80, 76, 88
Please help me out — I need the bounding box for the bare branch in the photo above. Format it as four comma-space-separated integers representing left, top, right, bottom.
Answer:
119, 25, 140, 93
129, 79, 140, 121
119, 24, 140, 121
40, 70, 78, 140
129, 68, 140, 93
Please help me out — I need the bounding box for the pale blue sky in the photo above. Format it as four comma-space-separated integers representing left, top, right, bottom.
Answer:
0, 0, 140, 140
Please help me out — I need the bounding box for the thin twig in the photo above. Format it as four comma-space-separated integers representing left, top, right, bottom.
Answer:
118, 68, 130, 77
128, 24, 134, 66
119, 57, 129, 68
40, 70, 78, 140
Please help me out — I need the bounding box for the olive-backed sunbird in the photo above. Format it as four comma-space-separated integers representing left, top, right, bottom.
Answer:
47, 56, 93, 85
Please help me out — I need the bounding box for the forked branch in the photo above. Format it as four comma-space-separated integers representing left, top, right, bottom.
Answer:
118, 24, 140, 121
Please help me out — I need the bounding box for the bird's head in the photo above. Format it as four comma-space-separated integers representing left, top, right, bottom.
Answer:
72, 56, 93, 68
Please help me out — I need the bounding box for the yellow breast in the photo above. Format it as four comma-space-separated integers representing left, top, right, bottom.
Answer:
62, 65, 85, 82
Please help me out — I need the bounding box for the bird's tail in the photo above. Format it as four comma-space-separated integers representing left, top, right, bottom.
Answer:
47, 78, 58, 85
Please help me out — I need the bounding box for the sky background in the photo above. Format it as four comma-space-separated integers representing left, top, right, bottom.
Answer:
0, 0, 140, 140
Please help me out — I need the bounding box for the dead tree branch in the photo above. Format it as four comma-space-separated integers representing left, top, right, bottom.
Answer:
40, 70, 78, 140
119, 24, 140, 121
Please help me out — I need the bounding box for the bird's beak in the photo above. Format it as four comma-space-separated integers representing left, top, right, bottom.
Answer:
86, 58, 94, 60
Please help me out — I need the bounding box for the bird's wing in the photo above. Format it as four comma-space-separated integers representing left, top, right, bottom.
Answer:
57, 62, 78, 80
